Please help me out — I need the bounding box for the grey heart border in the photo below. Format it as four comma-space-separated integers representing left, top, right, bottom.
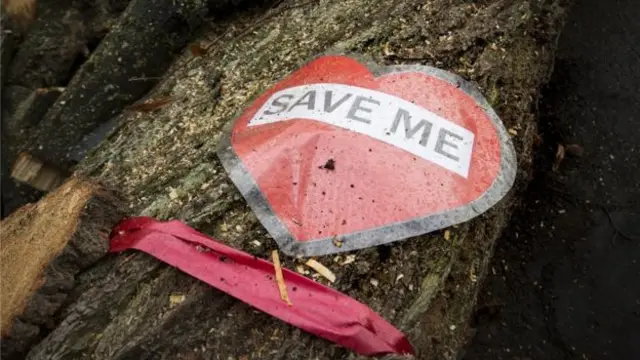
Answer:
217, 53, 517, 257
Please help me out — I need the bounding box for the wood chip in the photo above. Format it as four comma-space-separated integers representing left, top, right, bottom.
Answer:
295, 264, 307, 274
272, 250, 292, 306
169, 294, 186, 305
383, 42, 395, 56
341, 254, 356, 266
552, 144, 565, 172
332, 236, 343, 248
305, 259, 336, 283
444, 229, 451, 241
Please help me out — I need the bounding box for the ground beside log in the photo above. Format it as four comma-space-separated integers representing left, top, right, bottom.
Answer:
23, 0, 568, 359
0, 176, 125, 358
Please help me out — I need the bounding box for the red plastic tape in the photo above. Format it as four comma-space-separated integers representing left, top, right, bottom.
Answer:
109, 216, 415, 357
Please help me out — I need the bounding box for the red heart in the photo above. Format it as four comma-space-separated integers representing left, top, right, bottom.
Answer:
221, 55, 513, 256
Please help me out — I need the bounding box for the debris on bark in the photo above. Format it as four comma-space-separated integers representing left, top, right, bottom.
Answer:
305, 259, 337, 283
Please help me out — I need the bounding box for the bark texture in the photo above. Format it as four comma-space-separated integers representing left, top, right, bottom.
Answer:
0, 177, 125, 359
13, 0, 569, 359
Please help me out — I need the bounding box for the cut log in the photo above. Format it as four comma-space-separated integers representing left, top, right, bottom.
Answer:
21, 0, 248, 171
0, 176, 125, 358
19, 0, 569, 359
10, 152, 69, 192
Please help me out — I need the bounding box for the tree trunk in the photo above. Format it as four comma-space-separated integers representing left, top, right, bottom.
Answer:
1, 177, 124, 358
11, 0, 569, 359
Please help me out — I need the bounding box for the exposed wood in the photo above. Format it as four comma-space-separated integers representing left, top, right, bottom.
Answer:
0, 176, 125, 358
10, 152, 68, 191
1, 0, 36, 28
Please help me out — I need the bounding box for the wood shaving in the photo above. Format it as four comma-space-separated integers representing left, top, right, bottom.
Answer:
272, 250, 292, 306
341, 254, 356, 265
552, 144, 565, 172
305, 259, 336, 283
169, 294, 186, 305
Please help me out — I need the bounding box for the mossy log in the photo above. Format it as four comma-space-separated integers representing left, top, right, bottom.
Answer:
16, 0, 568, 359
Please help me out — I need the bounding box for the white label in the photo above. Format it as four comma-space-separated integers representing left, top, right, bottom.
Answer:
249, 83, 475, 177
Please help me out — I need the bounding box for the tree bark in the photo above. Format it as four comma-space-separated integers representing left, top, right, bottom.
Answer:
0, 177, 125, 359
14, 0, 569, 359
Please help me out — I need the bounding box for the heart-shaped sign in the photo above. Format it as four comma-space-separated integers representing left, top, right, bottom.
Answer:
217, 54, 516, 256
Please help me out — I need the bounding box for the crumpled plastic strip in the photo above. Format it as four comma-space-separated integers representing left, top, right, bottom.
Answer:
109, 216, 415, 357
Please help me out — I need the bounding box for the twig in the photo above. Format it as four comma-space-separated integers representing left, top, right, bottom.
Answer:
272, 250, 292, 306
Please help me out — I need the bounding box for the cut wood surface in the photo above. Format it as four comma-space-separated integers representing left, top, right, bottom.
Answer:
10, 152, 68, 192
8, 0, 570, 359
0, 176, 125, 358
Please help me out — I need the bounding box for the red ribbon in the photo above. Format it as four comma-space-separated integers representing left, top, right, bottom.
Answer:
109, 217, 414, 357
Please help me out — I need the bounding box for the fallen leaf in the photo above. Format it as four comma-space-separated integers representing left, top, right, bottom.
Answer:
305, 259, 336, 283
552, 144, 565, 172
272, 250, 292, 306
189, 43, 207, 57
127, 96, 173, 112
564, 144, 584, 157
